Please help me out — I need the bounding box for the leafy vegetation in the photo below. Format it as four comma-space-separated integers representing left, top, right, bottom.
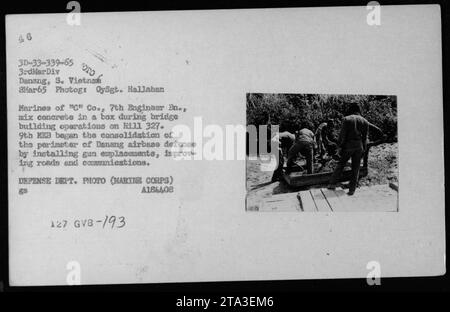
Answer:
247, 93, 397, 142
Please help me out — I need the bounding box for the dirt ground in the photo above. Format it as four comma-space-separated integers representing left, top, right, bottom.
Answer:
246, 143, 398, 195
358, 143, 398, 187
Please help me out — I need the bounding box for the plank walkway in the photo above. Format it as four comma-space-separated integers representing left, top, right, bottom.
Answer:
250, 184, 398, 212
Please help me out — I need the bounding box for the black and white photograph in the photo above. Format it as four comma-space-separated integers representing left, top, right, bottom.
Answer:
0, 0, 447, 299
246, 93, 399, 212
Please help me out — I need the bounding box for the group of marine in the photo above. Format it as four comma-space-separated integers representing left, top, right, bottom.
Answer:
270, 102, 384, 195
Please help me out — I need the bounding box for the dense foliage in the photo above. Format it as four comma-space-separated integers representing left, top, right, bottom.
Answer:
247, 93, 397, 142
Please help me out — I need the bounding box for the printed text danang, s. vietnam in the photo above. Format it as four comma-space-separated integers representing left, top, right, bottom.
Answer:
15, 56, 191, 196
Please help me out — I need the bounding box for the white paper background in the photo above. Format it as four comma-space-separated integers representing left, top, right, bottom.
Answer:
7, 5, 445, 285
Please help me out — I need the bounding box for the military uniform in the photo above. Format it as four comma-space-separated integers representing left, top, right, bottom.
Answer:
286, 128, 316, 174
271, 131, 295, 182
329, 114, 369, 193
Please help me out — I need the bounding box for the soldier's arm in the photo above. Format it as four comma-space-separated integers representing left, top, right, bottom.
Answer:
314, 127, 321, 138
368, 122, 384, 143
338, 119, 348, 148
318, 126, 327, 144
362, 122, 369, 151
323, 127, 337, 145
311, 131, 318, 149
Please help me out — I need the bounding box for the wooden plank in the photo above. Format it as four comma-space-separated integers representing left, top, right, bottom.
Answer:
246, 198, 261, 211
334, 187, 363, 212
259, 193, 301, 212
360, 185, 398, 212
248, 184, 398, 213
298, 190, 317, 212
333, 185, 397, 212
321, 188, 347, 212
324, 187, 357, 212
310, 188, 332, 212
389, 182, 398, 192
282, 166, 368, 188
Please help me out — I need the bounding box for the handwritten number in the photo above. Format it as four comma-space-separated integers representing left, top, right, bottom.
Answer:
19, 33, 32, 44
118, 217, 126, 228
